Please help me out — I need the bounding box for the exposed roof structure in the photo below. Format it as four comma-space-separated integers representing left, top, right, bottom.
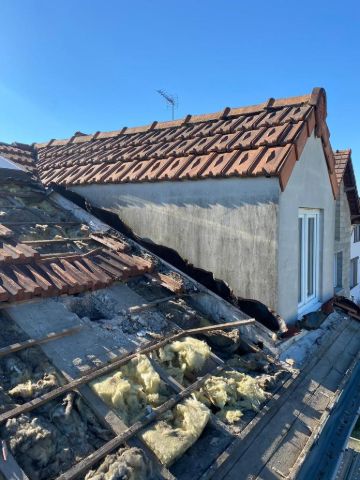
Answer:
0, 169, 156, 303
32, 87, 338, 196
0, 166, 359, 480
334, 149, 360, 223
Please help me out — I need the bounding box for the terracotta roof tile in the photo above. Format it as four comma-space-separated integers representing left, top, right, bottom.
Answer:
21, 88, 335, 198
0, 142, 37, 174
0, 175, 155, 303
333, 149, 360, 223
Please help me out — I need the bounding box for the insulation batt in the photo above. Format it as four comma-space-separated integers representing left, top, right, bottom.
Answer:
155, 337, 211, 383
141, 397, 210, 467
1, 395, 111, 480
91, 355, 169, 425
0, 347, 63, 401
84, 447, 153, 480
196, 371, 268, 424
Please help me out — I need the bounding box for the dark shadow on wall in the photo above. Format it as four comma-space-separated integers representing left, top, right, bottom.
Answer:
53, 185, 283, 332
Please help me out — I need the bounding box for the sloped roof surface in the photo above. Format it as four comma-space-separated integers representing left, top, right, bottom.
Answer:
34, 88, 338, 196
334, 149, 350, 184
0, 171, 159, 303
334, 149, 360, 222
0, 141, 37, 174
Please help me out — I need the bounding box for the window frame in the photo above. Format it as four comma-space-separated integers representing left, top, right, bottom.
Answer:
298, 209, 320, 311
333, 251, 343, 290
350, 257, 359, 289
354, 225, 360, 243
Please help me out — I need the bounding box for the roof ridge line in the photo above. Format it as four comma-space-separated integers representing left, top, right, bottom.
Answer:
33, 89, 321, 150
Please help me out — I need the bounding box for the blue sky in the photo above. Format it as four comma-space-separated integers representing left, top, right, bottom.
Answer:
1, 1, 359, 176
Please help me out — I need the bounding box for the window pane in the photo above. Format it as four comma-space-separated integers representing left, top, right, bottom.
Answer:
298, 218, 303, 303
307, 217, 315, 296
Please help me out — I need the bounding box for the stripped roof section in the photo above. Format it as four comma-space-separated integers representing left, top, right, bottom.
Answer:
0, 171, 157, 303
334, 149, 360, 223
0, 141, 37, 174
35, 87, 339, 197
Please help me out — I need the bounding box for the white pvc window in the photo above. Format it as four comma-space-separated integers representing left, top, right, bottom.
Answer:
298, 209, 320, 309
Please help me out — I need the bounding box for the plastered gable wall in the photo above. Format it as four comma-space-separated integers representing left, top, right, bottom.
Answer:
73, 177, 281, 309
334, 181, 351, 297
278, 133, 335, 323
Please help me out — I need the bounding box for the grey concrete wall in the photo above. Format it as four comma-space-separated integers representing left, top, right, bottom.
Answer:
72, 133, 335, 323
334, 181, 351, 297
73, 177, 281, 309
278, 134, 336, 323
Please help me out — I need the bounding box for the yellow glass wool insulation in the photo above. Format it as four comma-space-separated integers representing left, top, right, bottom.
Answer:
141, 397, 210, 467
197, 371, 268, 424
156, 337, 211, 383
90, 355, 169, 425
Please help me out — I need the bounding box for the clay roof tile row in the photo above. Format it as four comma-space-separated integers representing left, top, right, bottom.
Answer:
33, 88, 338, 197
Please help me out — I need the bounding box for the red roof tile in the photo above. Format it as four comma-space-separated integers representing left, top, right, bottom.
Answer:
0, 176, 154, 303
334, 149, 360, 223
34, 87, 338, 197
0, 142, 37, 174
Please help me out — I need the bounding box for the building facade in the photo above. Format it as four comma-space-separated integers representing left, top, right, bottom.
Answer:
333, 150, 360, 301
3, 88, 353, 325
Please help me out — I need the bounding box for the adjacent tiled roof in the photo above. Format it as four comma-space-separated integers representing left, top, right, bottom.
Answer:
334, 149, 360, 223
34, 87, 339, 197
0, 172, 155, 303
0, 141, 37, 174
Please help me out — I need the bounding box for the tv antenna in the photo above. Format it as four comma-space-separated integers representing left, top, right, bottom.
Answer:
156, 89, 178, 120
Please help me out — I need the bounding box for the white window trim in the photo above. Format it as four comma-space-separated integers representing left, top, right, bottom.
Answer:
298, 209, 320, 317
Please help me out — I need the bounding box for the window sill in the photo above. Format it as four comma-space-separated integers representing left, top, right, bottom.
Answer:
298, 300, 322, 319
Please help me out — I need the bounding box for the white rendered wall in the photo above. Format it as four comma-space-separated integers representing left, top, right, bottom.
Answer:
278, 134, 336, 323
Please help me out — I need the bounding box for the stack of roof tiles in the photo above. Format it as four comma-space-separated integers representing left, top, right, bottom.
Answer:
33, 88, 338, 196
0, 175, 154, 303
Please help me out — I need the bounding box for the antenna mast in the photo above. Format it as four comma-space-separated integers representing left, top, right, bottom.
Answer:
156, 89, 178, 120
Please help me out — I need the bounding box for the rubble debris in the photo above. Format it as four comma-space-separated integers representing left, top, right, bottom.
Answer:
196, 371, 268, 424
141, 398, 210, 467
90, 355, 170, 425
226, 352, 271, 373
155, 337, 211, 383
279, 310, 345, 368
203, 328, 241, 355
299, 310, 328, 330
84, 446, 153, 480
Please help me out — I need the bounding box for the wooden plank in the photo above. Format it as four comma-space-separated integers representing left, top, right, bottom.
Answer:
56, 365, 225, 480
90, 234, 129, 252
0, 318, 254, 425
0, 221, 80, 226
128, 294, 189, 314
334, 301, 360, 321
0, 325, 82, 359
39, 247, 102, 262
22, 237, 92, 245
